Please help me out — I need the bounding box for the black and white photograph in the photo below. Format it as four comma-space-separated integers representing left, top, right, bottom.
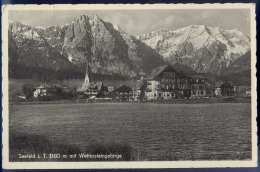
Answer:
2, 4, 257, 169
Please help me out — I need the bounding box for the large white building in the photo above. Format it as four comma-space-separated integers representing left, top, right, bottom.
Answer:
145, 80, 160, 100
143, 65, 213, 101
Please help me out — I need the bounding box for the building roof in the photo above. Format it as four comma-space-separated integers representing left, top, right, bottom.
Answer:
146, 64, 217, 87
147, 64, 199, 80
132, 80, 144, 90
147, 65, 168, 80
172, 63, 195, 76
113, 85, 132, 92
147, 65, 185, 80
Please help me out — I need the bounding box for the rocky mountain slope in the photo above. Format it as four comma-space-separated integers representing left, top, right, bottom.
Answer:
9, 18, 251, 85
9, 15, 164, 80
138, 25, 250, 75
220, 51, 251, 85
9, 21, 84, 80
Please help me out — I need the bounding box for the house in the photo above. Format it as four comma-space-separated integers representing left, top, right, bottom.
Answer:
110, 85, 133, 101
145, 80, 160, 100
107, 86, 115, 92
233, 85, 251, 97
133, 88, 141, 101
33, 84, 47, 98
96, 83, 109, 98
53, 84, 76, 99
214, 87, 222, 97
189, 75, 213, 98
33, 84, 75, 100
145, 65, 192, 100
33, 84, 59, 101
132, 80, 144, 101
144, 64, 215, 100
214, 81, 223, 97
220, 82, 234, 96
190, 78, 206, 98
246, 90, 251, 97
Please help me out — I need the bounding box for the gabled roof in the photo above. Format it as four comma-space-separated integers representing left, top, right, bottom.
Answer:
147, 64, 217, 82
132, 80, 144, 90
148, 64, 196, 80
172, 63, 195, 76
147, 65, 177, 80
148, 65, 168, 79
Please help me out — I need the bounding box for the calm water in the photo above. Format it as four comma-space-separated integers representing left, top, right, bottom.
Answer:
10, 103, 251, 160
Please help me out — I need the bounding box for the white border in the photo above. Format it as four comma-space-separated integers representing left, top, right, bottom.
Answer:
1, 3, 257, 169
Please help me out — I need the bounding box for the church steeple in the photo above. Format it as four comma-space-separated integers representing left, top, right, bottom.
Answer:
79, 64, 90, 91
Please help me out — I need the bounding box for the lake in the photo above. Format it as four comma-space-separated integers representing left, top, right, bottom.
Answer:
9, 103, 251, 161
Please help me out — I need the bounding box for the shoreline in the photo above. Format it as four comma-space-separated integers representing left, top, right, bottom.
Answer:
10, 97, 251, 106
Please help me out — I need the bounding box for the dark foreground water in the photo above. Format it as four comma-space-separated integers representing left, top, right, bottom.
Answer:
9, 103, 251, 161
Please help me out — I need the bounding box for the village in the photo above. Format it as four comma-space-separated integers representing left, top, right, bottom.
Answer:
6, 5, 254, 166
16, 64, 251, 103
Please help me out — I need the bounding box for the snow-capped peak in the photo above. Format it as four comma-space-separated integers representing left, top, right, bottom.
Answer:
138, 25, 250, 74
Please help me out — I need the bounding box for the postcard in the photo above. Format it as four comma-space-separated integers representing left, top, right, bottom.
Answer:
1, 3, 257, 169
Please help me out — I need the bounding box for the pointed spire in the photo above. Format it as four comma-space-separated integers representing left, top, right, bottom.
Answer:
79, 64, 90, 91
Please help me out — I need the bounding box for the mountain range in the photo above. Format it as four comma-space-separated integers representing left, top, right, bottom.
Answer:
8, 15, 251, 85
138, 25, 250, 75
9, 15, 164, 80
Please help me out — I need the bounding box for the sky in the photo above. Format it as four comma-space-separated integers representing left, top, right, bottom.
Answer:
9, 9, 250, 36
